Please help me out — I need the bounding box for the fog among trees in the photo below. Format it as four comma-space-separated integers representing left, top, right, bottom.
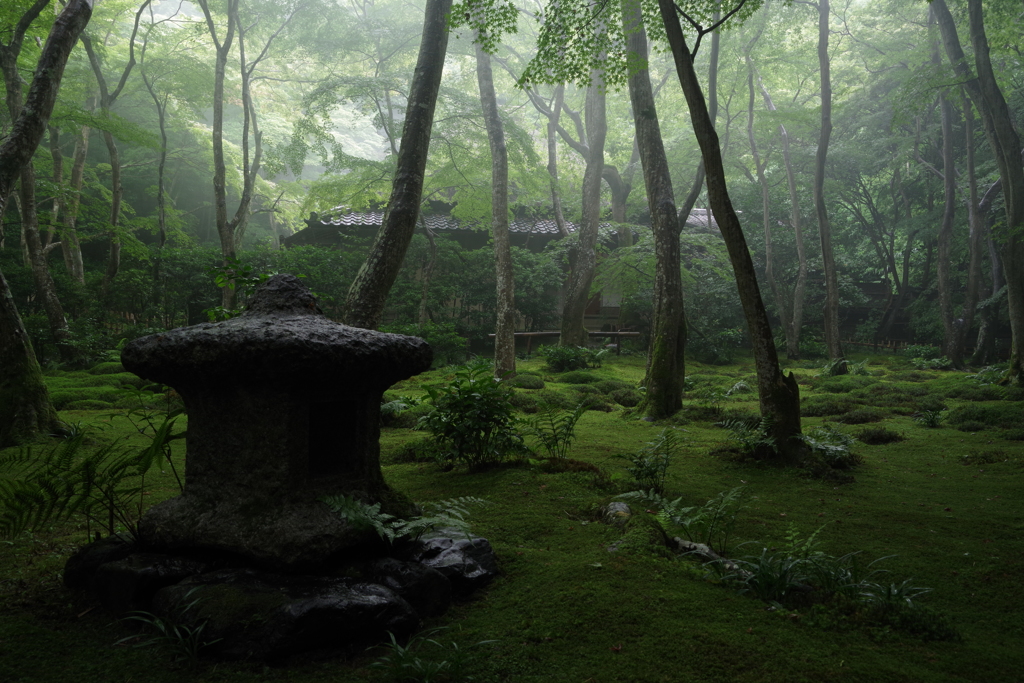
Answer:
3, 0, 1023, 440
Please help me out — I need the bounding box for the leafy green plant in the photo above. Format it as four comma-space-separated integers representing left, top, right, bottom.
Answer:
966, 365, 1006, 385
912, 356, 953, 371
855, 426, 905, 445
420, 360, 525, 471
725, 380, 753, 396
727, 546, 810, 603
203, 257, 274, 321
524, 403, 586, 460
369, 628, 495, 683
320, 494, 488, 546
539, 345, 597, 372
860, 578, 933, 613
619, 486, 746, 555
801, 426, 859, 469
913, 410, 945, 428
720, 417, 776, 457
0, 432, 168, 542
619, 429, 680, 494
847, 360, 872, 376
817, 358, 848, 377
117, 588, 221, 671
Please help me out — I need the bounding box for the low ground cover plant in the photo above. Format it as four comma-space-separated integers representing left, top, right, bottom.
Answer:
3, 351, 1022, 681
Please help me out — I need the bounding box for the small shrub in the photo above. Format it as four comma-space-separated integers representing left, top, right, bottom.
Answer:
719, 417, 777, 458
911, 356, 953, 371
533, 390, 577, 411
801, 396, 858, 417
610, 388, 642, 407
947, 403, 1024, 430
802, 426, 859, 469
88, 362, 127, 375
725, 380, 754, 396
594, 379, 632, 394
524, 403, 586, 459
555, 370, 600, 384
914, 395, 947, 413
899, 344, 941, 358
959, 449, 1011, 466
509, 392, 540, 413
835, 408, 888, 424
955, 420, 987, 433
999, 428, 1024, 441
540, 345, 596, 372
380, 321, 467, 367
855, 427, 905, 445
811, 375, 876, 394
620, 486, 745, 555
578, 395, 615, 412
508, 374, 545, 390
620, 429, 681, 494
568, 384, 601, 395
943, 384, 1006, 401
420, 360, 525, 471
913, 410, 945, 428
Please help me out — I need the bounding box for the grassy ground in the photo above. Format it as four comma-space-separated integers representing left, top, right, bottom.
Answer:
1, 352, 1022, 682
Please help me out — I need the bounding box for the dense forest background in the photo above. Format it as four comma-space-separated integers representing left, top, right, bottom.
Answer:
1, 0, 1019, 370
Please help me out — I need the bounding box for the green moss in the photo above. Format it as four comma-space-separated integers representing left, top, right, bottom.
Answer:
87, 362, 126, 375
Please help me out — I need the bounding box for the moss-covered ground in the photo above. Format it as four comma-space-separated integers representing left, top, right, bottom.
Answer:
1, 353, 1022, 682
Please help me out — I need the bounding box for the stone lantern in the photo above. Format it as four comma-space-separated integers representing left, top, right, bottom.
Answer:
121, 274, 432, 571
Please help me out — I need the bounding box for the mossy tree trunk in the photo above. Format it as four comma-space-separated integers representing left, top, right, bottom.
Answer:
658, 0, 803, 460
476, 39, 516, 379
342, 0, 452, 330
621, 0, 685, 419
559, 84, 606, 348
0, 0, 93, 446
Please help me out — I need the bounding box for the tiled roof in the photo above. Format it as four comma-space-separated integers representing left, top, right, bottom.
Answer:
313, 207, 717, 234
316, 209, 576, 235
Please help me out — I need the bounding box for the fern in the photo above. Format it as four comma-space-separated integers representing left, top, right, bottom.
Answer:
524, 402, 586, 459
320, 495, 489, 545
619, 486, 746, 554
0, 434, 153, 541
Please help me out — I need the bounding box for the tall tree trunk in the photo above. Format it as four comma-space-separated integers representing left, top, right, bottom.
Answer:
933, 0, 1024, 384
60, 123, 88, 284
81, 3, 149, 289
622, 0, 685, 419
417, 224, 437, 328
197, 0, 238, 308
547, 84, 571, 238
952, 97, 985, 367
342, 0, 452, 330
757, 76, 806, 359
658, 0, 803, 460
476, 39, 516, 378
559, 83, 606, 348
0, 0, 94, 446
936, 90, 958, 362
814, 0, 844, 369
19, 163, 72, 363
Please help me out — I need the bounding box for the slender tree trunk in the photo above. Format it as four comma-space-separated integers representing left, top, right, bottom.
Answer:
342, 0, 452, 330
622, 0, 685, 419
19, 164, 72, 363
757, 77, 806, 359
952, 97, 985, 366
933, 0, 1024, 383
659, 0, 803, 459
476, 39, 516, 378
60, 123, 88, 284
548, 84, 571, 238
814, 0, 844, 369
0, 0, 94, 446
100, 128, 123, 286
936, 90, 958, 361
559, 83, 606, 348
417, 224, 437, 328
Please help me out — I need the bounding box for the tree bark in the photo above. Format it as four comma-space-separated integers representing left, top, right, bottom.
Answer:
547, 84, 571, 238
622, 0, 686, 419
937, 89, 958, 362
559, 83, 606, 348
933, 0, 1024, 384
0, 0, 93, 446
341, 0, 452, 330
813, 0, 844, 369
60, 123, 89, 284
658, 0, 803, 460
476, 39, 516, 378
757, 75, 806, 359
